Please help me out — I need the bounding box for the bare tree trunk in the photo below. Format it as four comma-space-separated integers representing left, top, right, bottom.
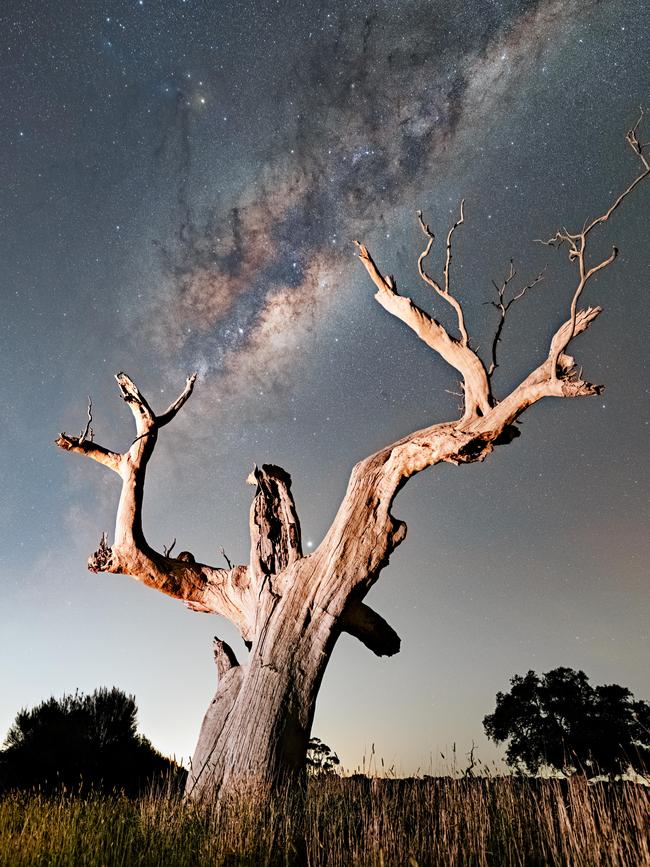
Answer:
54, 116, 649, 804
186, 606, 329, 801
187, 460, 405, 800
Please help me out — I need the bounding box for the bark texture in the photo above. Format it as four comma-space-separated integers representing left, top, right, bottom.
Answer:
55, 117, 648, 802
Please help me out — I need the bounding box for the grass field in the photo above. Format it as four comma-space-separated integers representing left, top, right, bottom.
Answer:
0, 775, 648, 866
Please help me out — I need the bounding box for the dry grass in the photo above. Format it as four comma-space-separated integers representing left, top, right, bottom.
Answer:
0, 776, 648, 866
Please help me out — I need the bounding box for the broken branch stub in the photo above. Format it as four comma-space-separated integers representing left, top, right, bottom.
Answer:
247, 464, 303, 585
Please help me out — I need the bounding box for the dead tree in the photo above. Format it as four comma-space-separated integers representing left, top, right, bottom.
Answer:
56, 117, 648, 802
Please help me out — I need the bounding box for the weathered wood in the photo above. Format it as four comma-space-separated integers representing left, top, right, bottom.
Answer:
355, 241, 493, 421
54, 116, 648, 803
248, 463, 302, 585
186, 637, 244, 800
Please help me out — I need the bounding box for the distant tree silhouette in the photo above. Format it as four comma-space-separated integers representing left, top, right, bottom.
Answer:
306, 737, 340, 776
0, 687, 184, 794
484, 667, 650, 778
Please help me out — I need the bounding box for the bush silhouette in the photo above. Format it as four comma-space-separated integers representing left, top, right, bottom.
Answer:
0, 687, 184, 795
484, 667, 650, 778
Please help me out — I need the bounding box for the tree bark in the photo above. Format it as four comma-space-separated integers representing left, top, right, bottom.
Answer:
54, 116, 649, 803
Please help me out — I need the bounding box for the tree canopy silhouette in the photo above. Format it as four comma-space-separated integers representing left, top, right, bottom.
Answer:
483, 667, 650, 778
0, 687, 183, 795
306, 737, 340, 777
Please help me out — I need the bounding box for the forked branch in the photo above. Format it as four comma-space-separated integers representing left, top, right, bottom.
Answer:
56, 373, 262, 641
416, 201, 469, 345
355, 237, 491, 420
219, 546, 233, 570
56, 374, 399, 657
487, 261, 546, 377
346, 117, 648, 600
537, 109, 650, 377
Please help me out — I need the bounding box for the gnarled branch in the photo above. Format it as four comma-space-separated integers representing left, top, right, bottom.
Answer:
341, 120, 648, 617
56, 373, 261, 643
312, 300, 606, 617
417, 201, 469, 346
55, 434, 122, 473
56, 374, 401, 657
157, 373, 197, 427
355, 239, 492, 421
536, 109, 649, 377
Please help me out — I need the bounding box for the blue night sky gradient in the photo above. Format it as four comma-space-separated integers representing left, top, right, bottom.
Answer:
0, 0, 648, 773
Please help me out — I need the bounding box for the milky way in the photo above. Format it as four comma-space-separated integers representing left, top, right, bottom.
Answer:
148, 0, 602, 396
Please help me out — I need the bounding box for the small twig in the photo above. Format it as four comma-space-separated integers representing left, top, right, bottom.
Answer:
163, 538, 176, 558
486, 261, 546, 377
219, 546, 233, 570
464, 741, 477, 778
443, 198, 465, 297
129, 430, 154, 447
416, 202, 469, 346
79, 396, 94, 442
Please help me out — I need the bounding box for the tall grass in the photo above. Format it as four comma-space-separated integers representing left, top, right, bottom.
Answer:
0, 776, 648, 866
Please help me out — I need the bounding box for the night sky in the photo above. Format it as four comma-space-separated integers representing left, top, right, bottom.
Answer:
1, 0, 648, 774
